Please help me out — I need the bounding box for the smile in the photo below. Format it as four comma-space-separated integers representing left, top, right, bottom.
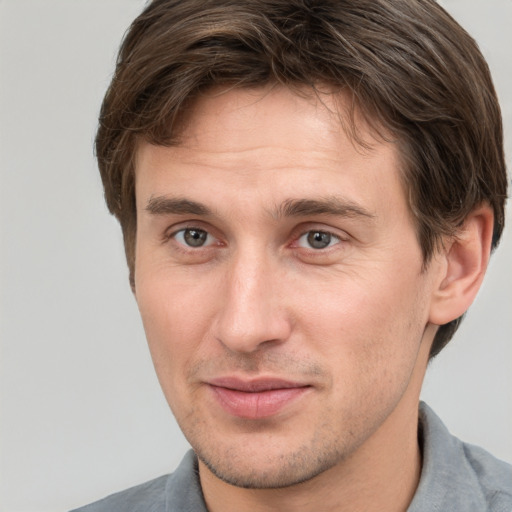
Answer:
207, 377, 312, 420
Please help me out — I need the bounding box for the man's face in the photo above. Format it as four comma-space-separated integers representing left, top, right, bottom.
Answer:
134, 86, 440, 488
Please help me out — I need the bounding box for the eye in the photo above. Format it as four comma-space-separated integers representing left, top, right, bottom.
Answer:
297, 230, 341, 250
173, 228, 214, 248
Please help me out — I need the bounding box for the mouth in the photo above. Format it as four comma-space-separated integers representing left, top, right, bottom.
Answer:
207, 377, 312, 420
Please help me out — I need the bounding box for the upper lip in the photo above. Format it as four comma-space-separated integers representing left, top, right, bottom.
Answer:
208, 377, 310, 392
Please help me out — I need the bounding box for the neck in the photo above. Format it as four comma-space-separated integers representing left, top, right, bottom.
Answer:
199, 398, 422, 512
199, 328, 434, 512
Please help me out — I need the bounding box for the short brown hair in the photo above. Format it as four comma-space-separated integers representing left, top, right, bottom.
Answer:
96, 0, 507, 358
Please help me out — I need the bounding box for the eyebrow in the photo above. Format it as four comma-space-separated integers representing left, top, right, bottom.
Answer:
145, 196, 212, 216
144, 195, 375, 222
274, 197, 375, 221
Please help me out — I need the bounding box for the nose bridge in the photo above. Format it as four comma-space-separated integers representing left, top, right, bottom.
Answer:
214, 243, 289, 353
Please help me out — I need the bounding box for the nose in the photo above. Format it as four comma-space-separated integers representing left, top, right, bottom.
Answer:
212, 250, 292, 354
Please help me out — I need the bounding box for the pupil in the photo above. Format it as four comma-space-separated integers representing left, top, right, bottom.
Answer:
307, 231, 331, 249
184, 229, 207, 247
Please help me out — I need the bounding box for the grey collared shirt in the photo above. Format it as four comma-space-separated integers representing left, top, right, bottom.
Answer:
72, 403, 512, 511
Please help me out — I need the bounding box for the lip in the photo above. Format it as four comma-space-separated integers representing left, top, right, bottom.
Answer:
207, 377, 311, 419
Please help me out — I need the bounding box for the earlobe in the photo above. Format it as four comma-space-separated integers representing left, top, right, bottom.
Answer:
429, 205, 494, 326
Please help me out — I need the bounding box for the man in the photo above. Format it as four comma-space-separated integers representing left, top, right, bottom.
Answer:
73, 0, 511, 510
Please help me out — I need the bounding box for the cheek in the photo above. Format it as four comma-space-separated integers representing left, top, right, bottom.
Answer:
301, 264, 429, 381
135, 269, 217, 383
298, 272, 429, 434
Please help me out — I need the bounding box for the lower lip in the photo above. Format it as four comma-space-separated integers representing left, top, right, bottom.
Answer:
209, 385, 310, 419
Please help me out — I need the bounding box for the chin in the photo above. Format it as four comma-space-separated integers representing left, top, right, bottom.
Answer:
195, 438, 345, 489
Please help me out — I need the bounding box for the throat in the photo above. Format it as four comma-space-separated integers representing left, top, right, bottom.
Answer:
197, 422, 422, 512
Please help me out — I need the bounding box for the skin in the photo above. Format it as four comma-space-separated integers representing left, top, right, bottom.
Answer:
133, 86, 490, 512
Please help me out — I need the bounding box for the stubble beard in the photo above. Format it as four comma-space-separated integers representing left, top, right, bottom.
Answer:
172, 350, 410, 490
194, 426, 348, 489
176, 355, 350, 489
179, 401, 371, 491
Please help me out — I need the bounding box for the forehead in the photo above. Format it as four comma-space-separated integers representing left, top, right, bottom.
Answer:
134, 85, 408, 222
169, 85, 383, 158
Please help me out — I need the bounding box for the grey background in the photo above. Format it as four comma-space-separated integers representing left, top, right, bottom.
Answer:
0, 1, 510, 511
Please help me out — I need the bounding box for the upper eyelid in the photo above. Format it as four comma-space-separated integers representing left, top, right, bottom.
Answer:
298, 230, 342, 240
176, 227, 211, 240
162, 222, 349, 244
167, 227, 219, 251
294, 223, 349, 240
165, 221, 214, 238
298, 227, 343, 236
294, 230, 343, 249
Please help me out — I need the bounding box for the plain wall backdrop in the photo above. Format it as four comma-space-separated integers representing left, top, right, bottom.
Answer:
0, 1, 510, 511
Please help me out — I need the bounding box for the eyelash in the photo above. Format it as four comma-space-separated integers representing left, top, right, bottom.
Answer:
172, 228, 215, 248
295, 230, 343, 250
165, 225, 221, 252
166, 225, 346, 253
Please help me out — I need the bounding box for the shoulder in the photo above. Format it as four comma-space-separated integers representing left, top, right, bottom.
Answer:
69, 474, 169, 512
70, 450, 206, 512
410, 402, 512, 512
462, 441, 512, 511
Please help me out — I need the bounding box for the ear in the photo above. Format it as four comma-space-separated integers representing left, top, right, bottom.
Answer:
429, 205, 494, 326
